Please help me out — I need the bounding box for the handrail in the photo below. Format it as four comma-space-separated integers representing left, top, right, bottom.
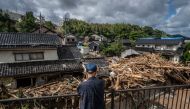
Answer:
116, 84, 190, 92
0, 84, 189, 102
0, 93, 79, 102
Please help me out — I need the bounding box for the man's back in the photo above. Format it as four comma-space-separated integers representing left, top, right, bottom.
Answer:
77, 77, 104, 109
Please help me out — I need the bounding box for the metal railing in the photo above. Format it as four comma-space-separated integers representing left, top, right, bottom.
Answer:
109, 85, 190, 109
0, 85, 189, 109
0, 94, 80, 109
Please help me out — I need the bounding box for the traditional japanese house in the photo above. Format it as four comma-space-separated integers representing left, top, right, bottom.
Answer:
0, 33, 83, 88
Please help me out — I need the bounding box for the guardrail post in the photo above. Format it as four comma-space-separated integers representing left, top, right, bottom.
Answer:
111, 89, 115, 109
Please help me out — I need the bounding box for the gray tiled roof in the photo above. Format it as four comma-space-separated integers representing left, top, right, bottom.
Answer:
135, 47, 155, 52
122, 39, 131, 44
0, 60, 83, 77
0, 57, 109, 77
89, 41, 101, 45
57, 45, 82, 60
136, 38, 183, 45
0, 33, 62, 48
135, 47, 183, 55
121, 49, 140, 58
82, 57, 109, 77
82, 57, 108, 67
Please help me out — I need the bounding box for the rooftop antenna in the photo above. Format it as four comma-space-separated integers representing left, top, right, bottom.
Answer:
39, 13, 45, 33
64, 12, 70, 36
16, 6, 18, 12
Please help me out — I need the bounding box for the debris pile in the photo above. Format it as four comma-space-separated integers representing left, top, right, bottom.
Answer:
109, 53, 190, 89
10, 78, 81, 97
0, 84, 18, 99
5, 53, 190, 98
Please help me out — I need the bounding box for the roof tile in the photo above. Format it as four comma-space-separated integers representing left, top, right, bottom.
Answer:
0, 33, 62, 48
0, 60, 83, 77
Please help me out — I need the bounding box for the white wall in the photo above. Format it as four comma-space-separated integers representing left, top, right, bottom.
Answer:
0, 49, 58, 63
80, 47, 89, 54
44, 49, 58, 60
136, 44, 180, 51
172, 55, 180, 63
0, 51, 15, 63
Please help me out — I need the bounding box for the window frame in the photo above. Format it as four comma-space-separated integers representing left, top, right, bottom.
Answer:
14, 52, 44, 61
29, 52, 44, 60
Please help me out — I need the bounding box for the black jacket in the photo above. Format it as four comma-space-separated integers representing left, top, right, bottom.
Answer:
77, 77, 105, 109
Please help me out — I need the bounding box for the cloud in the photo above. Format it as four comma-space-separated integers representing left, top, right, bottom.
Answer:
0, 0, 189, 36
157, 0, 190, 36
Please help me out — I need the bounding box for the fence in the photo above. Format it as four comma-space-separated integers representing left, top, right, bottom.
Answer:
0, 85, 189, 109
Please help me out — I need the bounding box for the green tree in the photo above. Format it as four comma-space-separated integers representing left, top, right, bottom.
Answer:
0, 9, 17, 32
44, 21, 54, 30
16, 11, 37, 32
129, 30, 146, 40
143, 26, 154, 36
101, 42, 124, 56
183, 43, 190, 61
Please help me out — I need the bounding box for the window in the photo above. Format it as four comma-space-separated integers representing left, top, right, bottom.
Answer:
23, 54, 30, 60
15, 54, 24, 61
15, 53, 29, 61
15, 52, 44, 61
72, 39, 75, 42
30, 52, 44, 60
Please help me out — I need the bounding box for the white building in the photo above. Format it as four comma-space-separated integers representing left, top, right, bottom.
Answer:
91, 34, 108, 42
135, 37, 184, 63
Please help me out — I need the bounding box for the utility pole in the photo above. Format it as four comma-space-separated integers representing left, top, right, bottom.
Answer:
63, 16, 66, 36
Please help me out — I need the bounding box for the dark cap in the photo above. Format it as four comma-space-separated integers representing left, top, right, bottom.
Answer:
83, 63, 97, 73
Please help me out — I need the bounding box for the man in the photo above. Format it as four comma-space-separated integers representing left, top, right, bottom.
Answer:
77, 63, 105, 109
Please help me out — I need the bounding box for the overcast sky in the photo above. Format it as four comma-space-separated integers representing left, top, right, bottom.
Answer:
0, 0, 190, 36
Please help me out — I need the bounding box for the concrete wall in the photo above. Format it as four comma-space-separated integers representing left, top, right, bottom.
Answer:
0, 49, 58, 63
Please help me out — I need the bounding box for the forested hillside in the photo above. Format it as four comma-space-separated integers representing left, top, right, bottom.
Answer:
62, 19, 169, 40
0, 10, 168, 41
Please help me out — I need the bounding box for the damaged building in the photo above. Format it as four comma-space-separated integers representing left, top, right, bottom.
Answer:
0, 33, 82, 88
0, 60, 83, 88
0, 33, 108, 88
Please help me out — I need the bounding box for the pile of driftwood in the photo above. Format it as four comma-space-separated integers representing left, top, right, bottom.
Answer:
109, 53, 190, 89
10, 78, 81, 97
